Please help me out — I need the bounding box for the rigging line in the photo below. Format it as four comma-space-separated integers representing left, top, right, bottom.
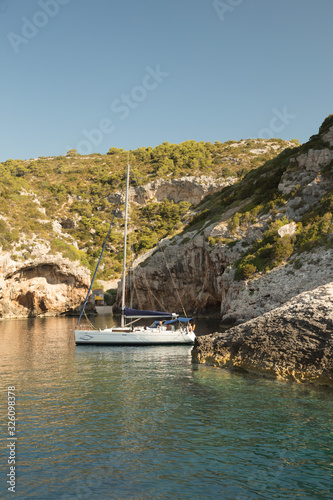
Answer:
142, 272, 157, 310
142, 272, 167, 312
129, 231, 134, 309
142, 197, 188, 317
121, 163, 130, 327
127, 227, 143, 309
130, 261, 134, 309
75, 184, 125, 328
156, 239, 187, 317
84, 310, 98, 330
132, 269, 143, 310
130, 242, 143, 310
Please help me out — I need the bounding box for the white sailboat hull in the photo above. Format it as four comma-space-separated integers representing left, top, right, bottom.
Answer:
74, 327, 196, 345
75, 164, 196, 348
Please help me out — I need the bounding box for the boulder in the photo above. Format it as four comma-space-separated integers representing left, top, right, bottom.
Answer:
277, 222, 297, 238
192, 283, 333, 386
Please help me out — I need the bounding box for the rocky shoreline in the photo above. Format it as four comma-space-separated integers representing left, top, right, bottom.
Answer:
0, 118, 332, 343
192, 283, 333, 387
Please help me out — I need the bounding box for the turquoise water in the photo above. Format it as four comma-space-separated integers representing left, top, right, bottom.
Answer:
1, 316, 333, 499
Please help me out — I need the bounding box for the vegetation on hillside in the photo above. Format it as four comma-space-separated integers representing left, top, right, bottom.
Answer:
1, 113, 332, 288
183, 115, 333, 281
0, 138, 295, 282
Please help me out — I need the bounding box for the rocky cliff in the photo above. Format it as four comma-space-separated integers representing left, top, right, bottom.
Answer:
122, 116, 333, 322
0, 125, 330, 319
0, 253, 90, 319
192, 283, 333, 387
131, 175, 238, 205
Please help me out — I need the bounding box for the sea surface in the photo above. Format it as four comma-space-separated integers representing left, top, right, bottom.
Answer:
0, 315, 333, 499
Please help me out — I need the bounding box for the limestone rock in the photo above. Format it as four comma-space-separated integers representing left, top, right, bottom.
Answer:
278, 147, 333, 196
131, 176, 237, 205
192, 283, 333, 386
277, 222, 297, 238
297, 148, 333, 171
220, 249, 333, 325
0, 256, 91, 319
124, 120, 333, 323
116, 233, 229, 315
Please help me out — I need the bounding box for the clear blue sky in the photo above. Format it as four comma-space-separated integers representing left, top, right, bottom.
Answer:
1, 0, 332, 161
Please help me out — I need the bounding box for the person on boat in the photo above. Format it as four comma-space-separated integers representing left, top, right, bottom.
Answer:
188, 323, 196, 333
159, 320, 169, 332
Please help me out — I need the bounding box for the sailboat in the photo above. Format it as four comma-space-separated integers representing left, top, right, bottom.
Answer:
74, 163, 196, 346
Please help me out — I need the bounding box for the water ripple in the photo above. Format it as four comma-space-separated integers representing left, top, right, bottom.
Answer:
1, 317, 332, 499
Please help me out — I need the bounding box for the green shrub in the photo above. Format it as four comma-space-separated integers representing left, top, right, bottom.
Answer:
293, 258, 303, 269
296, 209, 333, 252
272, 235, 295, 264
186, 209, 210, 229
229, 213, 240, 233
105, 289, 117, 305
233, 218, 296, 280
207, 236, 216, 247
50, 239, 91, 268
235, 262, 256, 280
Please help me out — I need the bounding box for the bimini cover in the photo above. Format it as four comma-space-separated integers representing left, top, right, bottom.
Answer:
124, 307, 176, 318
154, 317, 193, 325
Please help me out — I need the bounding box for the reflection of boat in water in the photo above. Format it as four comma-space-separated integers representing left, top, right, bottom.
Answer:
74, 163, 196, 346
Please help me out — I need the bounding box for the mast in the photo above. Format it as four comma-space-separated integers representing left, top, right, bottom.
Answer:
121, 163, 130, 327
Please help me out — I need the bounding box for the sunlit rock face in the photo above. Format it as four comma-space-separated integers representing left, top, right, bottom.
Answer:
120, 123, 333, 323
192, 283, 333, 387
116, 232, 228, 316
0, 256, 90, 319
131, 176, 238, 205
